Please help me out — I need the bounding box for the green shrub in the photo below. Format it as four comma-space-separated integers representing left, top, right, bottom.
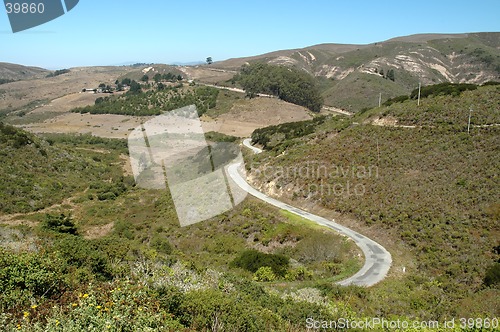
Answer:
231, 249, 289, 277
484, 263, 500, 287
46, 69, 70, 78
53, 235, 113, 281
151, 235, 172, 255
253, 266, 276, 282
0, 249, 66, 311
251, 116, 327, 149
204, 131, 238, 142
114, 219, 134, 240
285, 266, 314, 281
0, 78, 14, 85
43, 213, 78, 235
382, 94, 409, 106
178, 289, 281, 331
410, 82, 478, 99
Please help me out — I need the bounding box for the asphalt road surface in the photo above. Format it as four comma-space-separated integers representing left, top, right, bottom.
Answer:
227, 139, 392, 287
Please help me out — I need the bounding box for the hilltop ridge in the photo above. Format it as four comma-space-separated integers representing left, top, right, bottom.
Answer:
214, 32, 500, 111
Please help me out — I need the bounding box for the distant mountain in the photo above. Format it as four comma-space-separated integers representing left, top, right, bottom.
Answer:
215, 32, 500, 112
0, 62, 49, 81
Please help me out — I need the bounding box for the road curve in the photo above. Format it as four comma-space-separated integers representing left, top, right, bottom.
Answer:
228, 139, 392, 287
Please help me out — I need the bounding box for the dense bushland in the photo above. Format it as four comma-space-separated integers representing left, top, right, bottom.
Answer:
251, 115, 352, 150
234, 62, 324, 112
231, 249, 289, 277
0, 124, 129, 213
379, 84, 500, 127
0, 122, 362, 330
249, 84, 500, 318
382, 82, 495, 107
0, 78, 15, 85
0, 196, 361, 331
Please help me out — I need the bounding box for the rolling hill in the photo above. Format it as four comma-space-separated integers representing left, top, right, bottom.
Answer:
0, 62, 49, 81
215, 32, 500, 112
248, 83, 500, 318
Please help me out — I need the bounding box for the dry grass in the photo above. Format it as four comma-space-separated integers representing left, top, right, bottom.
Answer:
203, 97, 312, 137
0, 66, 129, 111
4, 65, 311, 139
20, 96, 312, 138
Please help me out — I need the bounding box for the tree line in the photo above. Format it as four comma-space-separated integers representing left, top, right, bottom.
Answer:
233, 63, 324, 112
0, 78, 14, 85
46, 69, 70, 78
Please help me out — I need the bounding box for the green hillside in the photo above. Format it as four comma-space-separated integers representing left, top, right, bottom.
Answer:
0, 125, 371, 330
249, 84, 500, 318
1, 82, 498, 330
218, 33, 500, 113
0, 123, 128, 214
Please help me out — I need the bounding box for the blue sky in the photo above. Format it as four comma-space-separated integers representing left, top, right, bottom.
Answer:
1, 0, 499, 69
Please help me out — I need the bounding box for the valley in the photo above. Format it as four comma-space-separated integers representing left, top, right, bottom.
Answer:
0, 32, 499, 331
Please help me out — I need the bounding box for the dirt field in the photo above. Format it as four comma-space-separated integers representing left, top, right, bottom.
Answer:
22, 96, 311, 139
203, 97, 312, 137
0, 66, 129, 111
22, 112, 150, 138
177, 66, 236, 84
5, 64, 312, 139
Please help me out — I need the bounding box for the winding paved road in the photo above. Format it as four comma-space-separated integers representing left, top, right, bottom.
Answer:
227, 139, 392, 286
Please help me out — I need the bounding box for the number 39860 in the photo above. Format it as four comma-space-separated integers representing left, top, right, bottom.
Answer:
5, 2, 45, 14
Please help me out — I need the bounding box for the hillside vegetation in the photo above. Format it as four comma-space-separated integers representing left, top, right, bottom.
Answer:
0, 125, 372, 331
0, 124, 129, 214
71, 85, 219, 116
249, 84, 500, 319
233, 63, 323, 112
216, 33, 500, 112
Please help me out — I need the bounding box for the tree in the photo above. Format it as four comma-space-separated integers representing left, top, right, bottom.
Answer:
386, 69, 395, 81
235, 63, 323, 112
153, 73, 162, 83
177, 74, 183, 81
121, 78, 131, 85
43, 213, 78, 235
206, 57, 213, 65
141, 74, 149, 83
162, 72, 175, 81
129, 80, 142, 94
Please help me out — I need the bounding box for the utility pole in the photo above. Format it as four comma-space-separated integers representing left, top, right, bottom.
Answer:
467, 108, 472, 134
378, 92, 382, 107
377, 138, 380, 164
417, 82, 421, 106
